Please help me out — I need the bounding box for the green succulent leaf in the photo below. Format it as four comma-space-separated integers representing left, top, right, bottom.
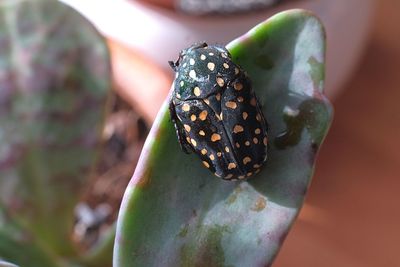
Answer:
114, 9, 332, 267
0, 0, 111, 265
0, 260, 18, 267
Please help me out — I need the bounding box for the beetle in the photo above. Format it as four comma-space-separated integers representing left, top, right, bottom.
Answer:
168, 42, 268, 180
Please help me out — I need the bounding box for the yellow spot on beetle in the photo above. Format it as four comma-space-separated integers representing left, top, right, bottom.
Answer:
223, 63, 229, 69
209, 154, 215, 160
211, 133, 221, 142
182, 103, 190, 112
184, 124, 191, 132
246, 172, 253, 177
225, 146, 230, 152
201, 148, 207, 155
190, 114, 197, 121
199, 130, 205, 136
194, 86, 201, 96
256, 113, 262, 121
237, 96, 244, 102
200, 54, 206, 60
236, 142, 240, 148
189, 58, 195, 65
216, 77, 225, 87
234, 82, 243, 91
243, 157, 252, 164
228, 163, 236, 169
208, 52, 214, 56
221, 52, 228, 58
255, 128, 261, 134
203, 161, 210, 168
217, 152, 222, 157
207, 62, 215, 71
235, 67, 239, 74
253, 138, 259, 144
225, 101, 237, 109
245, 141, 250, 146
199, 110, 208, 121
180, 81, 185, 87
204, 98, 210, 105
242, 112, 248, 120
233, 125, 244, 133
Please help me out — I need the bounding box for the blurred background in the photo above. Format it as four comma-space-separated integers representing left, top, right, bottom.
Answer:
1, 0, 399, 266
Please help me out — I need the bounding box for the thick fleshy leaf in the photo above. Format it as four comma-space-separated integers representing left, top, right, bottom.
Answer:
0, 0, 110, 264
114, 9, 332, 267
0, 260, 18, 267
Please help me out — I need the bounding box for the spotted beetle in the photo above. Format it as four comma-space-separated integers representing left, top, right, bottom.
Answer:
169, 43, 268, 180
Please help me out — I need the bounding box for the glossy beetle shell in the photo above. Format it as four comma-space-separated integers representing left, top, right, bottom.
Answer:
169, 43, 268, 180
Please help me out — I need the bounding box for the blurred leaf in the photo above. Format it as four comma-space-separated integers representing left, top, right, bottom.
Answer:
0, 260, 18, 267
0, 0, 111, 265
114, 9, 332, 267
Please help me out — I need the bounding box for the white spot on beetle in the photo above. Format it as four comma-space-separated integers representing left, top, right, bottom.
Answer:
189, 70, 196, 79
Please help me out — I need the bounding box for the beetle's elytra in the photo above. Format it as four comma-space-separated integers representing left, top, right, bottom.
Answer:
168, 43, 268, 180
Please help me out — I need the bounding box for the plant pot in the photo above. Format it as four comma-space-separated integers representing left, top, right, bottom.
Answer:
60, 0, 375, 97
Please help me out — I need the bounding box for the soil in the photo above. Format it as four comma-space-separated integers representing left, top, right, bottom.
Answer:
74, 93, 148, 248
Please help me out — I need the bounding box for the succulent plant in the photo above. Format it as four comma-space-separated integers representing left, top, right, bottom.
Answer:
178, 0, 281, 15
0, 1, 332, 266
0, 260, 17, 267
0, 0, 112, 266
114, 9, 332, 267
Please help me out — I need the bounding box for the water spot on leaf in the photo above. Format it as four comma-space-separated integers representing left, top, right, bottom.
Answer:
180, 225, 232, 267
254, 54, 274, 70
135, 168, 152, 188
308, 56, 324, 91
251, 196, 267, 212
275, 98, 330, 150
178, 224, 189, 238
225, 186, 243, 205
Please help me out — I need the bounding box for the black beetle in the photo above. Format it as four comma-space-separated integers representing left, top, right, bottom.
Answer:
169, 43, 268, 180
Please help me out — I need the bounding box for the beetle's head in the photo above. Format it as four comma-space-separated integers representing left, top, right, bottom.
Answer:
169, 42, 208, 71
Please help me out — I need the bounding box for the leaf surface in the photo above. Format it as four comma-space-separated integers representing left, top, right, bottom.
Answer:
0, 0, 111, 264
114, 9, 332, 267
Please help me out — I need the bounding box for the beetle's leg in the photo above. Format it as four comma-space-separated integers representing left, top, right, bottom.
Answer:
169, 101, 193, 154
168, 60, 178, 71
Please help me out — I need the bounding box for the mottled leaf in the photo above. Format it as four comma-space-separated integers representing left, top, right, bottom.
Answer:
0, 260, 18, 267
0, 0, 111, 265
